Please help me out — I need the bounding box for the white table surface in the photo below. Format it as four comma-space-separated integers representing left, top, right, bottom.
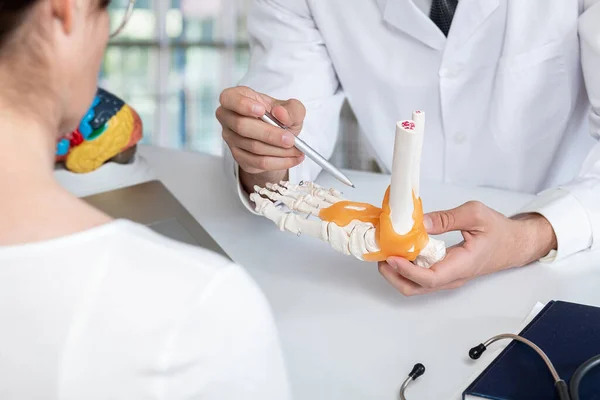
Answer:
61, 145, 600, 399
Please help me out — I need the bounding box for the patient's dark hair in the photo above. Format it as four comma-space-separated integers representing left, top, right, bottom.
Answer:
0, 0, 39, 49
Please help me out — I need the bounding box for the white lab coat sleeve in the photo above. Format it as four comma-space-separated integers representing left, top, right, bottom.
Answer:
222, 0, 345, 214
162, 265, 292, 400
515, 1, 600, 263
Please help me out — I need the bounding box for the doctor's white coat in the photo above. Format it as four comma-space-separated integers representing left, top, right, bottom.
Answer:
223, 0, 600, 263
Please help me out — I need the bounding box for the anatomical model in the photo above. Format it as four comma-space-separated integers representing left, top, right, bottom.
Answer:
55, 88, 143, 173
250, 110, 446, 268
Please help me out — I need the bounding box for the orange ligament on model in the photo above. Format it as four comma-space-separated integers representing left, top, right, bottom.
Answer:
318, 185, 428, 262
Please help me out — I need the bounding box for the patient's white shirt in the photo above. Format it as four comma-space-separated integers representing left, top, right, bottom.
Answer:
0, 220, 291, 400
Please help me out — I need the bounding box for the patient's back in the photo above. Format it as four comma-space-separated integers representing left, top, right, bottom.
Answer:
0, 219, 290, 400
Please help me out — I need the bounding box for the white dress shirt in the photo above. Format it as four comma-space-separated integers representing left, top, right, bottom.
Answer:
224, 0, 600, 263
0, 220, 291, 400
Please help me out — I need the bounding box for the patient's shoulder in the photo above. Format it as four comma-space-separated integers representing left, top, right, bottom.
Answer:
100, 219, 242, 290
115, 220, 230, 262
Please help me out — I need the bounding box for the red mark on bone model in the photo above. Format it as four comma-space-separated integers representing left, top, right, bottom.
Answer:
415, 110, 422, 114
401, 121, 416, 130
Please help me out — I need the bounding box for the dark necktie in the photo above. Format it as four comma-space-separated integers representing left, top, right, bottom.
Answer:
430, 0, 459, 37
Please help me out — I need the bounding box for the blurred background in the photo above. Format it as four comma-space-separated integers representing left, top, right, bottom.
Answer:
101, 0, 381, 172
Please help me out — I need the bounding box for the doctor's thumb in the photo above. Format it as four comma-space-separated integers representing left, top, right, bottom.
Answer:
423, 211, 458, 235
423, 202, 483, 235
271, 99, 306, 131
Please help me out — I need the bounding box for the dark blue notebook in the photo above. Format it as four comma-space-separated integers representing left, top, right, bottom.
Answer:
463, 300, 600, 400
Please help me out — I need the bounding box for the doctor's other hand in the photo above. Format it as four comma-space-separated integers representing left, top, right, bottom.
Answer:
216, 86, 306, 193
378, 201, 558, 296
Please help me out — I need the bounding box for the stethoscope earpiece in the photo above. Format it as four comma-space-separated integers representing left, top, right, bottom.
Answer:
399, 363, 426, 400
408, 363, 425, 379
468, 343, 487, 360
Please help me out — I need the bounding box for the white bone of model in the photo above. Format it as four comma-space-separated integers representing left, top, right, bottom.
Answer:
249, 111, 446, 268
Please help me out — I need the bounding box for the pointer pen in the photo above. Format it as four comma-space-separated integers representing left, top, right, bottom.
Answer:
260, 111, 355, 188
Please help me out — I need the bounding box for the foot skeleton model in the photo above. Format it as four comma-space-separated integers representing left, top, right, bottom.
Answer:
250, 111, 446, 268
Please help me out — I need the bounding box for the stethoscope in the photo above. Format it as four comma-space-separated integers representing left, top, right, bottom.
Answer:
399, 333, 600, 400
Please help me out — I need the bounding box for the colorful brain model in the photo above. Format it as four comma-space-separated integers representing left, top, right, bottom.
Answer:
55, 88, 143, 173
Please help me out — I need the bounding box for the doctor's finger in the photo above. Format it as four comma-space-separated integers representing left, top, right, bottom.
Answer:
228, 133, 303, 158
218, 88, 269, 118
387, 246, 472, 289
217, 108, 297, 148
378, 263, 467, 296
232, 146, 304, 173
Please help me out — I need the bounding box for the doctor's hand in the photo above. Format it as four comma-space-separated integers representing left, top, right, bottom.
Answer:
216, 86, 306, 193
378, 201, 558, 296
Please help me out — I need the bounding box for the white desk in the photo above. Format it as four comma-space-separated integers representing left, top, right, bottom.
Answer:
68, 145, 600, 399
